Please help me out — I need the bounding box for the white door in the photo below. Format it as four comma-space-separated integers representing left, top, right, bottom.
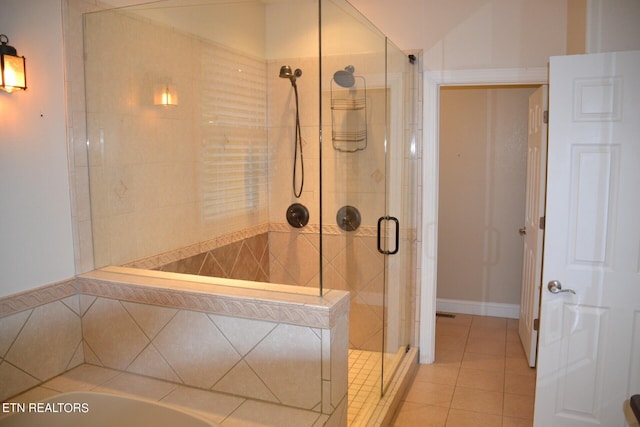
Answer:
535, 50, 640, 427
519, 85, 548, 368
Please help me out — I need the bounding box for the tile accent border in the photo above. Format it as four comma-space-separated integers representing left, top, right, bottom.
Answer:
269, 222, 378, 237
124, 222, 384, 274
269, 222, 416, 240
1, 270, 350, 329
77, 269, 350, 329
121, 221, 413, 270
0, 278, 77, 317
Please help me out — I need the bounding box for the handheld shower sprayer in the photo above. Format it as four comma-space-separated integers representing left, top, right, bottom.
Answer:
279, 65, 304, 199
279, 65, 302, 87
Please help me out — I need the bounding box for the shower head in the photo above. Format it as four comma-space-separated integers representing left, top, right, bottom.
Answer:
279, 65, 302, 86
333, 65, 355, 88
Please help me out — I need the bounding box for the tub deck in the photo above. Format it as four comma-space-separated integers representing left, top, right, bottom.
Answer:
1, 364, 321, 426
2, 350, 418, 427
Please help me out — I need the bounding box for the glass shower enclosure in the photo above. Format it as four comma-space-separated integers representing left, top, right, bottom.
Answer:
83, 0, 417, 416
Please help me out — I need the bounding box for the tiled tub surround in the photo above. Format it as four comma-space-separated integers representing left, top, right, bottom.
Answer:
3, 350, 418, 427
0, 270, 350, 426
0, 280, 82, 402
4, 365, 324, 426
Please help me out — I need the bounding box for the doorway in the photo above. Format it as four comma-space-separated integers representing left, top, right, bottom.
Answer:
418, 70, 548, 366
436, 85, 537, 317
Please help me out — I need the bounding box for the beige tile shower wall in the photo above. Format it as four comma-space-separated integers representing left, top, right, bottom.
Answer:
0, 283, 83, 401
267, 58, 321, 225
268, 226, 322, 287
321, 87, 389, 229
85, 9, 197, 267
85, 9, 268, 268
268, 52, 402, 354
269, 227, 385, 352
155, 232, 270, 282
267, 54, 390, 230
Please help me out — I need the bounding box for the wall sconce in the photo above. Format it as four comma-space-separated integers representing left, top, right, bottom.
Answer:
0, 34, 27, 93
154, 83, 178, 106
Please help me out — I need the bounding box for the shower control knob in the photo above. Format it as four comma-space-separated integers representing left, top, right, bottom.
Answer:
286, 203, 309, 229
336, 206, 361, 232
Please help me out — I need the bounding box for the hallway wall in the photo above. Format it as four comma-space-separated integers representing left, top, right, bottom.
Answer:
437, 86, 536, 308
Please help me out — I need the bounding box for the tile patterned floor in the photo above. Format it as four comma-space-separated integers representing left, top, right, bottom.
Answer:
348, 349, 382, 425
391, 314, 536, 427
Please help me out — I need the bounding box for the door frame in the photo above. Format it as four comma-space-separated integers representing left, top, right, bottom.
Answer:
418, 67, 548, 364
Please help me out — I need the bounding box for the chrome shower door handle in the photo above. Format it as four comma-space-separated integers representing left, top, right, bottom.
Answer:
547, 280, 576, 295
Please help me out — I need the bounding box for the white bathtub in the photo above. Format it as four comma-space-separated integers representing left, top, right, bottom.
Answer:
0, 392, 218, 427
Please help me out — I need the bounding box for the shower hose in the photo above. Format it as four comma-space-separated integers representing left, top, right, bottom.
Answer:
292, 83, 304, 198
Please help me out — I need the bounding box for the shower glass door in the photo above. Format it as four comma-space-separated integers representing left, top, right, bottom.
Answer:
382, 37, 415, 394
320, 0, 413, 399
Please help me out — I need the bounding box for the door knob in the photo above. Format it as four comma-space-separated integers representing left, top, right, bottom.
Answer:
547, 280, 576, 295
519, 227, 526, 235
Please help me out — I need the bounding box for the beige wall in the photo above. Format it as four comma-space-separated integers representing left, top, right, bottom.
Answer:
567, 0, 588, 54
437, 86, 536, 305
566, 0, 640, 55
348, 0, 568, 71
586, 0, 640, 53
0, 0, 76, 297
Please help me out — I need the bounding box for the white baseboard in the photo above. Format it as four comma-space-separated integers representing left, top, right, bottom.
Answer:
436, 298, 520, 319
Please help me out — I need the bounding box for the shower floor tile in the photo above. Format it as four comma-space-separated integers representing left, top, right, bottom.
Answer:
348, 349, 382, 426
